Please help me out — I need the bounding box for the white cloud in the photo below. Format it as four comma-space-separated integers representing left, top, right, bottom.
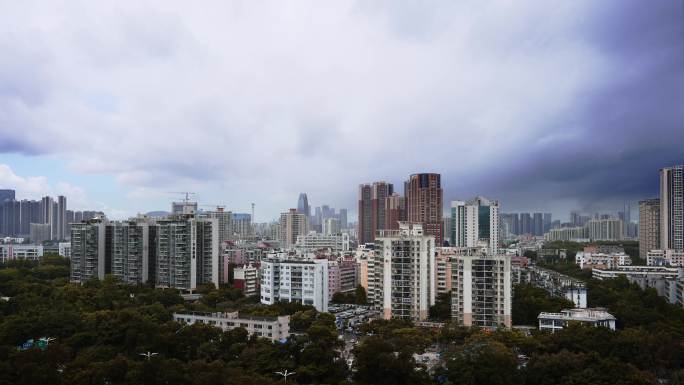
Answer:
0, 1, 678, 220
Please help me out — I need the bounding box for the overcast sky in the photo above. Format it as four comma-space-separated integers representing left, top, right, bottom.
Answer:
1, 1, 682, 222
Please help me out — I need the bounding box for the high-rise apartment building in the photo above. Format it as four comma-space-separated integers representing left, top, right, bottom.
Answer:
406, 173, 443, 245
70, 216, 218, 291
358, 184, 373, 244
543, 213, 552, 233
451, 249, 512, 328
533, 213, 543, 236
639, 199, 661, 258
660, 165, 684, 250
371, 223, 436, 321
385, 193, 406, 231
450, 197, 500, 254
520, 213, 532, 235
57, 195, 67, 240
338, 208, 348, 230
371, 182, 393, 236
108, 220, 156, 284
358, 181, 394, 244
279, 209, 308, 249
587, 218, 624, 241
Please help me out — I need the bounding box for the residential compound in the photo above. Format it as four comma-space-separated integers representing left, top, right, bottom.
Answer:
69, 215, 219, 291
369, 223, 436, 321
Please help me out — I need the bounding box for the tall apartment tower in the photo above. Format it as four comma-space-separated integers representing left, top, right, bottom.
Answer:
57, 195, 67, 240
385, 193, 406, 231
371, 182, 394, 237
338, 208, 348, 230
358, 182, 394, 244
371, 223, 436, 321
40, 196, 53, 236
358, 184, 373, 244
155, 216, 219, 290
451, 249, 512, 329
639, 198, 660, 258
279, 209, 308, 249
406, 173, 443, 245
450, 197, 500, 254
70, 220, 107, 283
532, 213, 543, 236
660, 165, 684, 250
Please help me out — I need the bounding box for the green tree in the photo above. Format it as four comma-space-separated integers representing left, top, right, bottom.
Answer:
428, 291, 451, 320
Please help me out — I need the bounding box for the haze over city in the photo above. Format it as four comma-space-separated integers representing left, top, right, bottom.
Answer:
1, 1, 682, 221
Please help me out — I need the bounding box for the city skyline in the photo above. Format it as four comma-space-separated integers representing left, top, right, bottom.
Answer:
1, 1, 682, 221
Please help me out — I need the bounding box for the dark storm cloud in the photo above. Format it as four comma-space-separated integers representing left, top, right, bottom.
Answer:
452, 0, 684, 218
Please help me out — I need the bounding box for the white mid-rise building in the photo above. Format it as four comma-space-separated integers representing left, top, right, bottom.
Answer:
260, 258, 329, 312
371, 223, 436, 321
538, 308, 616, 333
58, 242, 71, 259
296, 231, 350, 252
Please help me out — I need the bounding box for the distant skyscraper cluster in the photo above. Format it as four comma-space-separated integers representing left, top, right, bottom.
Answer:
0, 190, 102, 242
296, 193, 348, 234
499, 212, 552, 237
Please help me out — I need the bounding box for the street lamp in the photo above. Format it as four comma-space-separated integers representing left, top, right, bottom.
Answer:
275, 369, 296, 384
139, 352, 158, 361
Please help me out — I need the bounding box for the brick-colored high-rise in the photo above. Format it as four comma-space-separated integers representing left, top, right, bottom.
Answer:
385, 193, 406, 230
406, 173, 443, 245
358, 182, 394, 244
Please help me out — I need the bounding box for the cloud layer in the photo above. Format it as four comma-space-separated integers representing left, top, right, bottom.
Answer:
0, 1, 682, 220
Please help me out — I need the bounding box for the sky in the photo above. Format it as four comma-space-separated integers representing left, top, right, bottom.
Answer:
0, 0, 682, 222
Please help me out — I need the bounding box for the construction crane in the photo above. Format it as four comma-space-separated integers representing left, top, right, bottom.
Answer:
166, 192, 196, 203
199, 204, 226, 212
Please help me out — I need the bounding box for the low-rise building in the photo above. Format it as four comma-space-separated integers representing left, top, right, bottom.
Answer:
647, 249, 684, 267
538, 308, 616, 333
592, 266, 680, 281
0, 244, 44, 263
173, 311, 289, 342
575, 251, 631, 270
